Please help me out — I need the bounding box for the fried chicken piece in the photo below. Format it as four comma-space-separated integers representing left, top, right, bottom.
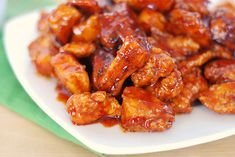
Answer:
199, 82, 235, 114
28, 35, 58, 77
51, 52, 90, 94
48, 4, 82, 45
99, 3, 142, 49
67, 0, 101, 13
175, 0, 209, 16
210, 3, 235, 51
204, 59, 235, 84
170, 68, 208, 114
150, 28, 200, 61
146, 69, 183, 101
179, 45, 232, 74
121, 87, 174, 132
95, 36, 149, 96
66, 91, 121, 125
60, 42, 96, 58
167, 9, 211, 47
114, 0, 175, 12
92, 48, 115, 90
131, 47, 175, 87
37, 11, 50, 34
138, 9, 166, 32
72, 15, 100, 42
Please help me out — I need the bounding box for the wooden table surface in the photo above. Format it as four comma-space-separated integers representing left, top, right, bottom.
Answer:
0, 105, 234, 157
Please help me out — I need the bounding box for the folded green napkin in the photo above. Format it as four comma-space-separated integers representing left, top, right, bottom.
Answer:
0, 1, 103, 156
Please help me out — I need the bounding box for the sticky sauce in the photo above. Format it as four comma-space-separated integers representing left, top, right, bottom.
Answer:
56, 83, 72, 104
101, 118, 119, 127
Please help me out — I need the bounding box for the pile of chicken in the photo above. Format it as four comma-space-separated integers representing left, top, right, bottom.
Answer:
28, 0, 235, 132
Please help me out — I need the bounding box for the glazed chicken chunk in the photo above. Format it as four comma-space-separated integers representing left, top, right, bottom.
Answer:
28, 35, 58, 77
167, 9, 211, 47
150, 28, 200, 61
170, 68, 208, 114
204, 59, 235, 84
199, 82, 235, 114
51, 52, 90, 94
95, 36, 149, 96
179, 45, 232, 74
131, 47, 175, 87
66, 91, 121, 125
146, 68, 183, 101
48, 4, 82, 45
210, 3, 235, 51
121, 87, 175, 132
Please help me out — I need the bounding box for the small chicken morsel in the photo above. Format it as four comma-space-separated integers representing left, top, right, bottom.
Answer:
131, 47, 175, 87
150, 28, 200, 61
66, 91, 121, 125
60, 42, 96, 58
146, 68, 183, 101
199, 82, 235, 114
72, 15, 101, 42
204, 59, 235, 84
51, 52, 90, 94
170, 68, 208, 114
138, 9, 166, 32
95, 36, 149, 96
167, 9, 211, 47
67, 0, 101, 13
28, 35, 58, 77
121, 87, 175, 132
210, 3, 235, 51
114, 0, 175, 12
48, 4, 82, 45
179, 45, 232, 74
175, 0, 209, 16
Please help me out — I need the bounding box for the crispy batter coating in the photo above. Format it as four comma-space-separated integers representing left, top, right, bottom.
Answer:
72, 15, 100, 42
150, 28, 200, 61
114, 0, 175, 12
179, 45, 232, 74
132, 47, 175, 87
95, 36, 149, 96
28, 35, 58, 77
67, 0, 101, 13
146, 68, 183, 101
121, 87, 175, 132
138, 9, 166, 32
167, 9, 211, 47
204, 59, 235, 84
37, 11, 50, 34
48, 4, 82, 45
51, 52, 90, 94
66, 91, 121, 125
170, 68, 208, 114
175, 0, 209, 16
210, 3, 235, 51
60, 42, 95, 58
199, 82, 235, 114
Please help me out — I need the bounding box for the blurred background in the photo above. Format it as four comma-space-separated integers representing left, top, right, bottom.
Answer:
0, 0, 60, 29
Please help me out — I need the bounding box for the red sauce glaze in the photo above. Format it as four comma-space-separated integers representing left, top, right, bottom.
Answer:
101, 118, 120, 127
56, 83, 72, 104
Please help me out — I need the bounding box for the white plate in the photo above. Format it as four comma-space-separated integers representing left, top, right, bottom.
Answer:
3, 0, 235, 155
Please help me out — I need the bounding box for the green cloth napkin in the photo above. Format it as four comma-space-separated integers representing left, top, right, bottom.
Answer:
0, 1, 103, 156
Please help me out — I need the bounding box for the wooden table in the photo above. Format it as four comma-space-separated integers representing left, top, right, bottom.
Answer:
0, 105, 234, 157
